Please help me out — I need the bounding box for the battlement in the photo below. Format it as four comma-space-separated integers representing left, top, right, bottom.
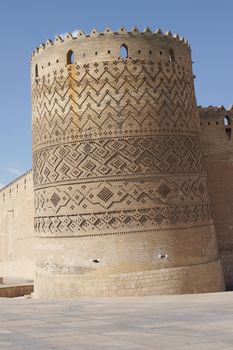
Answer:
31, 26, 192, 84
199, 106, 233, 127
198, 105, 233, 115
31, 26, 190, 59
0, 170, 32, 202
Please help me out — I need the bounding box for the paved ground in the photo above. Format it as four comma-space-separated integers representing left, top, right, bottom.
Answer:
0, 292, 233, 349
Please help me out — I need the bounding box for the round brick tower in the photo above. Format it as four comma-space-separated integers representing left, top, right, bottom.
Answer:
31, 26, 224, 297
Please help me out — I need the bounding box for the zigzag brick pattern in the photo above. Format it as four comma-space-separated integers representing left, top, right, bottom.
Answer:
31, 29, 224, 297
32, 60, 207, 236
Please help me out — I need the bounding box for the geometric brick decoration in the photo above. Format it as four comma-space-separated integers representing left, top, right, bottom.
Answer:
31, 27, 224, 297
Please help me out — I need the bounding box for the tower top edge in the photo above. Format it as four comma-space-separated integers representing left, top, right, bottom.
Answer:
31, 26, 191, 59
198, 105, 233, 113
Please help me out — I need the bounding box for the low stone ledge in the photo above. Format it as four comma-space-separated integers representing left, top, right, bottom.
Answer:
0, 284, 34, 298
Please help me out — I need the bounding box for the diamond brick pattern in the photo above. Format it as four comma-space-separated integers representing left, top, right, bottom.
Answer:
32, 58, 211, 237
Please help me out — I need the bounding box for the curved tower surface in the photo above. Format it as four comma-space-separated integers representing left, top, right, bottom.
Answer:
31, 27, 224, 297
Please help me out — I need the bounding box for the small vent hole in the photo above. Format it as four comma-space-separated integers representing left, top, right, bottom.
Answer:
158, 254, 167, 260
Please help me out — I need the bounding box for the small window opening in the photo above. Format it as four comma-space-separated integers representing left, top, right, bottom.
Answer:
138, 50, 141, 54
149, 50, 152, 54
67, 50, 75, 65
120, 44, 128, 59
169, 48, 175, 62
35, 64, 38, 78
224, 115, 231, 139
95, 51, 98, 55
224, 115, 230, 126
160, 51, 163, 55
108, 50, 111, 54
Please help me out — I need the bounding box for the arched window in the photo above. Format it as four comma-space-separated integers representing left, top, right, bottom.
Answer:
169, 48, 175, 62
224, 115, 231, 139
120, 44, 128, 59
35, 64, 38, 78
67, 50, 75, 65
224, 115, 230, 126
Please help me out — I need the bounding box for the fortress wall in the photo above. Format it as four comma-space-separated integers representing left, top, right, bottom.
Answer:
31, 28, 224, 297
0, 171, 35, 279
199, 107, 233, 289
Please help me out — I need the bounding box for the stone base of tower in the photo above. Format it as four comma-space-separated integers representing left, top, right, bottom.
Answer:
34, 259, 224, 298
34, 227, 225, 298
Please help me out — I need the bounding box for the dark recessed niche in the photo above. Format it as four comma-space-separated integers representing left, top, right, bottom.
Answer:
67, 50, 75, 64
91, 259, 100, 263
35, 64, 39, 78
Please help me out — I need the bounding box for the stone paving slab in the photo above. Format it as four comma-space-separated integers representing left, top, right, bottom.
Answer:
0, 292, 233, 349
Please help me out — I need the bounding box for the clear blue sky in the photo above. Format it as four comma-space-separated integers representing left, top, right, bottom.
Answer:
0, 0, 233, 187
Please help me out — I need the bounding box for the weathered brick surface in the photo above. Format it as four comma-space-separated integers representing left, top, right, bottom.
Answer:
30, 29, 224, 297
199, 107, 233, 289
34, 259, 223, 297
0, 171, 34, 279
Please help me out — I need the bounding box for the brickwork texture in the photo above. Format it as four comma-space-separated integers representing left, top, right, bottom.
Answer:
30, 27, 224, 297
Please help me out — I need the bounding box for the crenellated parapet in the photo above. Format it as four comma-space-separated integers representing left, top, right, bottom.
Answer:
199, 105, 233, 155
199, 105, 233, 127
0, 170, 32, 200
32, 26, 190, 57
31, 26, 192, 82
